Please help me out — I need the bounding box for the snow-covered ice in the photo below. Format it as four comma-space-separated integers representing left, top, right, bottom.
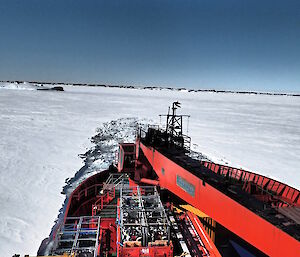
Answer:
0, 82, 299, 256
0, 81, 38, 90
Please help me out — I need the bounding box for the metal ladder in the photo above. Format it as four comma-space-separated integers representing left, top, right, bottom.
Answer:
92, 173, 129, 216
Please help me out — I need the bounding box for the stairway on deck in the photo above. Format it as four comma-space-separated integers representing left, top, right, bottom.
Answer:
98, 197, 118, 218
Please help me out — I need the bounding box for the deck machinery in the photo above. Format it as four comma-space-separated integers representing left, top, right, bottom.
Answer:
117, 186, 172, 257
37, 102, 300, 257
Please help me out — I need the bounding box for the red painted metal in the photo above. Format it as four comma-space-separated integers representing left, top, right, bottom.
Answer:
129, 178, 139, 187
202, 161, 300, 207
100, 218, 117, 255
116, 186, 173, 257
139, 141, 300, 257
140, 178, 160, 186
118, 143, 136, 172
120, 244, 173, 257
51, 172, 105, 241
186, 211, 222, 257
92, 187, 116, 216
117, 198, 122, 257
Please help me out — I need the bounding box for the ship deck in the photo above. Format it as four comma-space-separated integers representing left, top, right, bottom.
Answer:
141, 138, 300, 242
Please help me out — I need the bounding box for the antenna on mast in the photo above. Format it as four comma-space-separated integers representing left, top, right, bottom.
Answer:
159, 101, 191, 151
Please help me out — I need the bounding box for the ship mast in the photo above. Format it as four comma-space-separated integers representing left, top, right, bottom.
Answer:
160, 101, 191, 151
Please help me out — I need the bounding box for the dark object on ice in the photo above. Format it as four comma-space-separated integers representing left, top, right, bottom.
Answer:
37, 86, 64, 91
52, 86, 64, 91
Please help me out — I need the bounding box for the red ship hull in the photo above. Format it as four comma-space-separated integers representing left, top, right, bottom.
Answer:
139, 141, 300, 257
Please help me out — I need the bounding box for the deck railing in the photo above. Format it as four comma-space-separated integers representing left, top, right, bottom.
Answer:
201, 161, 300, 207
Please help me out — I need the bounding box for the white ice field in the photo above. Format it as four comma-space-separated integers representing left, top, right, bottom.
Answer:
0, 82, 299, 256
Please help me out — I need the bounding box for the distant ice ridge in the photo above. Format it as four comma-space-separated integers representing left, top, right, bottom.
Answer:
2, 80, 299, 96
0, 81, 66, 91
0, 81, 37, 90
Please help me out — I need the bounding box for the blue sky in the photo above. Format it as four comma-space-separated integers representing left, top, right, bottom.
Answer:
0, 0, 299, 91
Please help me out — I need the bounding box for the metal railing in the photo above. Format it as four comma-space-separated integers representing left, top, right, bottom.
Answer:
51, 216, 101, 257
118, 186, 170, 247
202, 161, 300, 208
92, 173, 129, 215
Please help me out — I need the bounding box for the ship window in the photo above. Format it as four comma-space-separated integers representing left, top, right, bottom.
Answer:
124, 154, 134, 168
120, 148, 123, 167
123, 144, 135, 152
161, 168, 165, 175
